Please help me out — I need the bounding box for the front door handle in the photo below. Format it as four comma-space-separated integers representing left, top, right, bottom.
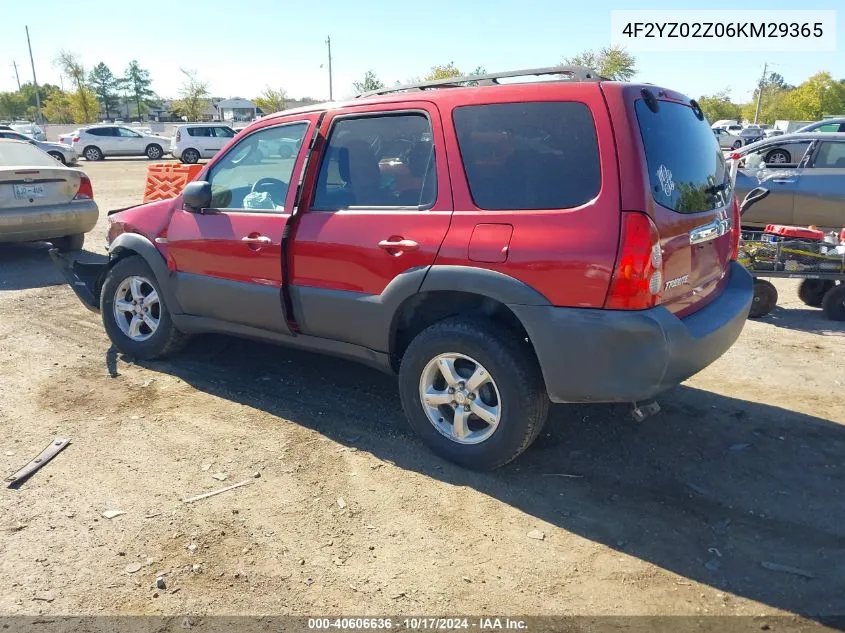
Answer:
378, 238, 419, 253
771, 178, 795, 184
242, 235, 272, 245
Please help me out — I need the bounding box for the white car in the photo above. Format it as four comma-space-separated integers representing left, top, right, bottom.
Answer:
61, 125, 171, 161
10, 121, 46, 141
713, 127, 743, 149
169, 123, 236, 164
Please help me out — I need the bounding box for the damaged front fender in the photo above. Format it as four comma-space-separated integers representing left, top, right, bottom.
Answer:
48, 249, 108, 313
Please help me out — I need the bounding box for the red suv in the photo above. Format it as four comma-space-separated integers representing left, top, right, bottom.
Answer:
53, 66, 752, 470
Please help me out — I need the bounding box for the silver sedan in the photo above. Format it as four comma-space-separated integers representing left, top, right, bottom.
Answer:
0, 139, 98, 251
0, 129, 79, 165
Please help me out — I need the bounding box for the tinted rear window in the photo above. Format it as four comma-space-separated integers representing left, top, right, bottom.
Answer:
635, 99, 730, 213
453, 102, 601, 210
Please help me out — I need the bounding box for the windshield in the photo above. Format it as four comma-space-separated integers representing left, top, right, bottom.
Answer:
635, 99, 731, 213
0, 141, 63, 167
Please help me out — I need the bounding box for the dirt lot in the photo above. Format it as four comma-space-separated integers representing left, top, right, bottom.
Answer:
1, 159, 844, 625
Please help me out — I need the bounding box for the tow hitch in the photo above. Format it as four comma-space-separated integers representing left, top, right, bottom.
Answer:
631, 400, 661, 422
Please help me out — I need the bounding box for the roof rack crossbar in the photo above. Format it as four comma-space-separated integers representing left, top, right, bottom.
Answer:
355, 65, 601, 98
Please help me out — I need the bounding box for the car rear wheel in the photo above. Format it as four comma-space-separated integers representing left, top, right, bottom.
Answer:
398, 317, 548, 470
798, 279, 835, 308
48, 151, 66, 165
83, 146, 103, 161
51, 233, 84, 252
180, 148, 200, 164
764, 149, 790, 164
732, 140, 743, 149
145, 144, 163, 160
749, 279, 778, 318
821, 283, 845, 321
101, 256, 188, 359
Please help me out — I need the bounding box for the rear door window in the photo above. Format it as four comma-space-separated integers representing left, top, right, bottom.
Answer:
635, 100, 730, 213
453, 102, 600, 210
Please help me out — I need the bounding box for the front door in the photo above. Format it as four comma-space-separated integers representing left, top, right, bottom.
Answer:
116, 127, 144, 155
794, 140, 845, 229
165, 116, 320, 334
289, 103, 452, 351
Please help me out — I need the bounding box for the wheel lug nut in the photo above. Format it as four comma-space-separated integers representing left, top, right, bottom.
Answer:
468, 393, 476, 400
451, 401, 456, 407
463, 405, 471, 412
448, 387, 455, 394
458, 382, 465, 389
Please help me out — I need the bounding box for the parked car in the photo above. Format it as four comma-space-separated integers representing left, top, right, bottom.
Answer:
796, 117, 845, 134
0, 129, 78, 165
170, 124, 237, 164
738, 125, 765, 145
51, 65, 752, 469
0, 139, 97, 250
60, 125, 171, 161
713, 127, 743, 149
711, 119, 738, 130
733, 132, 845, 230
10, 121, 46, 141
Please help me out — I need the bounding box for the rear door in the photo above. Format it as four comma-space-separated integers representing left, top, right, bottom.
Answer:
794, 139, 845, 229
632, 95, 735, 316
289, 102, 452, 351
165, 115, 321, 333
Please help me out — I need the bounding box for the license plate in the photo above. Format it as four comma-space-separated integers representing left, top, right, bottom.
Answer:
14, 184, 45, 199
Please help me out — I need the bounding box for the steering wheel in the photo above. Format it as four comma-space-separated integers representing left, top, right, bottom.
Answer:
251, 177, 289, 206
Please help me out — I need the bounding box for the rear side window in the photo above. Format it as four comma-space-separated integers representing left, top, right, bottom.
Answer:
187, 127, 208, 137
88, 128, 114, 137
635, 100, 730, 213
453, 102, 601, 210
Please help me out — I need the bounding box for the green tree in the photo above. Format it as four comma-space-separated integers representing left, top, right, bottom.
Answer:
55, 50, 96, 122
424, 62, 462, 81
42, 91, 74, 123
564, 46, 636, 81
122, 60, 156, 119
254, 86, 288, 114
352, 71, 385, 94
0, 91, 28, 119
172, 69, 210, 122
697, 90, 742, 124
783, 72, 845, 120
89, 62, 120, 120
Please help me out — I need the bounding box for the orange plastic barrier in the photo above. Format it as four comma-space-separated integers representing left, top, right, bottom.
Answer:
143, 163, 203, 202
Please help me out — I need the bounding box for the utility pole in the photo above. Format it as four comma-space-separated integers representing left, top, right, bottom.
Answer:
326, 36, 333, 101
753, 62, 768, 124
12, 60, 21, 90
25, 26, 42, 124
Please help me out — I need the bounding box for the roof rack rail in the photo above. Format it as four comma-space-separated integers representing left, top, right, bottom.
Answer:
355, 65, 602, 98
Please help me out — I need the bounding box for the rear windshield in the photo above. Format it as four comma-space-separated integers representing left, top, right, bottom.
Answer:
635, 99, 731, 213
453, 102, 601, 210
0, 141, 61, 167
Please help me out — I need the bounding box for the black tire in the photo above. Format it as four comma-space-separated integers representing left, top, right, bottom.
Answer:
100, 256, 188, 359
83, 145, 103, 161
398, 317, 549, 470
749, 279, 778, 318
48, 151, 66, 165
732, 140, 743, 149
180, 148, 200, 164
798, 279, 835, 308
764, 148, 790, 164
51, 233, 85, 252
821, 283, 845, 322
145, 144, 164, 160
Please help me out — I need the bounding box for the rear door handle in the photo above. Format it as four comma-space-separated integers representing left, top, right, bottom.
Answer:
241, 235, 272, 245
378, 239, 419, 252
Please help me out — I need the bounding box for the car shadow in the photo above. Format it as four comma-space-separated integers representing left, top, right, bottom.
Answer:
0, 243, 106, 292
128, 334, 845, 622
755, 306, 845, 335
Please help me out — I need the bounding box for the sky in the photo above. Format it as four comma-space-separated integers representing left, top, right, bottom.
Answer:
1, 0, 842, 104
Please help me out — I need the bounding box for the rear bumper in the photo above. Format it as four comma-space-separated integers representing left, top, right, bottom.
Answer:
0, 199, 98, 243
510, 262, 753, 403
49, 249, 108, 313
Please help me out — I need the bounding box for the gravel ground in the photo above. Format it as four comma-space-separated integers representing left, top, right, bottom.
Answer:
0, 159, 843, 628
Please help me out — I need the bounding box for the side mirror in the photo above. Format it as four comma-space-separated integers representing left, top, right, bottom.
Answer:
739, 187, 770, 216
182, 181, 212, 212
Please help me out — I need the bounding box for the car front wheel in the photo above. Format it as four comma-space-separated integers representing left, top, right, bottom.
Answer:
145, 144, 164, 160
180, 148, 200, 164
398, 317, 548, 470
83, 146, 103, 161
100, 256, 188, 359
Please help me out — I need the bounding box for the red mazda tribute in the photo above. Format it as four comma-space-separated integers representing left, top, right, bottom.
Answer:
53, 66, 753, 470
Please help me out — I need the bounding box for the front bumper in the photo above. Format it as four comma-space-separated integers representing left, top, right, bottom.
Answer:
49, 249, 108, 313
510, 262, 753, 404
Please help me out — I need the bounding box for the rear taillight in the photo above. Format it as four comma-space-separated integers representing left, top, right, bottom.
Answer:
729, 152, 741, 160
730, 195, 741, 260
175, 130, 181, 141
74, 175, 93, 200
605, 212, 663, 310
72, 136, 80, 143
